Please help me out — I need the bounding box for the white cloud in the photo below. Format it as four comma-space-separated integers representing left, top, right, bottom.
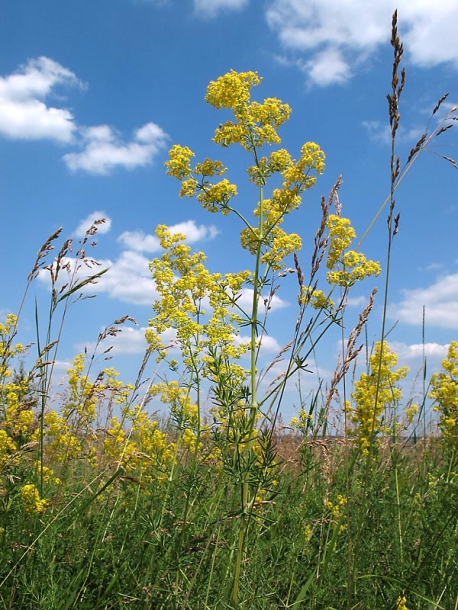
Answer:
37, 249, 157, 306
168, 220, 219, 242
401, 3, 458, 68
97, 251, 156, 304
389, 273, 458, 329
74, 211, 112, 238
235, 332, 281, 355
345, 295, 370, 308
194, 0, 248, 19
63, 121, 169, 175
118, 220, 219, 253
118, 230, 161, 253
389, 341, 450, 361
257, 334, 282, 354
76, 326, 147, 357
305, 47, 351, 87
101, 326, 149, 355
0, 56, 81, 142
266, 0, 458, 86
236, 288, 289, 313
362, 120, 424, 144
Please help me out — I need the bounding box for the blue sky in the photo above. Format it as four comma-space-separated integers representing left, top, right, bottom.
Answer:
1, 0, 458, 422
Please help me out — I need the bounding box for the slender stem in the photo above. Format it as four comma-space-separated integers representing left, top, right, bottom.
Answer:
249, 182, 264, 422
232, 153, 265, 604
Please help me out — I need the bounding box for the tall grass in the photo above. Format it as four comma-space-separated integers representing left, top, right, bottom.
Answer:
1, 12, 458, 610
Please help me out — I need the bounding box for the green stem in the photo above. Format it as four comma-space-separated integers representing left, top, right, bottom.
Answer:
232, 164, 265, 605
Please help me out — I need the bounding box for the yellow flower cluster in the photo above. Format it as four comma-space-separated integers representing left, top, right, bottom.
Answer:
0, 315, 38, 493
63, 353, 98, 429
165, 145, 195, 179
0, 429, 17, 470
21, 483, 48, 513
0, 314, 25, 376
290, 408, 313, 434
299, 286, 334, 311
36, 410, 82, 463
3, 379, 35, 440
29, 355, 135, 470
104, 407, 176, 484
244, 143, 325, 271
62, 355, 133, 435
429, 340, 458, 447
281, 142, 326, 190
240, 226, 302, 271
345, 342, 408, 456
326, 215, 381, 287
396, 596, 410, 610
35, 462, 61, 486
205, 70, 291, 151
149, 380, 200, 431
405, 403, 419, 424
148, 225, 250, 374
205, 70, 262, 110
197, 179, 238, 213
166, 145, 236, 215
325, 494, 347, 533
165, 72, 325, 276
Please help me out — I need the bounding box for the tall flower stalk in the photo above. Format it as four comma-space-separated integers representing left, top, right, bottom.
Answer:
155, 69, 380, 602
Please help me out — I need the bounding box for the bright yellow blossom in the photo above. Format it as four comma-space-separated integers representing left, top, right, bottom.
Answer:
21, 484, 48, 513
396, 596, 410, 610
326, 215, 381, 287
429, 340, 458, 447
345, 342, 408, 456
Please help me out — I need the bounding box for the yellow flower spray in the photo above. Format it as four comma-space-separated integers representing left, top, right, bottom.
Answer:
345, 342, 408, 456
429, 340, 458, 452
153, 69, 381, 603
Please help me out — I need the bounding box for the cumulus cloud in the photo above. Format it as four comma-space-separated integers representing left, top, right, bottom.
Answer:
193, 0, 248, 19
389, 273, 458, 329
118, 220, 219, 253
37, 214, 284, 311
0, 56, 82, 142
74, 211, 112, 238
362, 120, 424, 144
389, 341, 450, 361
37, 248, 156, 306
100, 326, 149, 355
257, 334, 282, 354
305, 48, 352, 86
76, 325, 155, 357
1, 57, 169, 175
236, 288, 289, 313
265, 0, 458, 87
96, 251, 156, 305
63, 122, 169, 175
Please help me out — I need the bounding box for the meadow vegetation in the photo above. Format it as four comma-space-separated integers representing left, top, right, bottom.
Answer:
1, 12, 458, 609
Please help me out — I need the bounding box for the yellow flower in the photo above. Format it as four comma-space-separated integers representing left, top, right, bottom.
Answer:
326, 215, 380, 287
290, 409, 312, 434
0, 430, 17, 469
165, 145, 195, 179
429, 341, 458, 447
21, 484, 48, 513
205, 69, 262, 111
206, 70, 291, 151
346, 342, 408, 456
299, 286, 334, 310
405, 403, 418, 424
196, 178, 237, 213
396, 596, 410, 610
